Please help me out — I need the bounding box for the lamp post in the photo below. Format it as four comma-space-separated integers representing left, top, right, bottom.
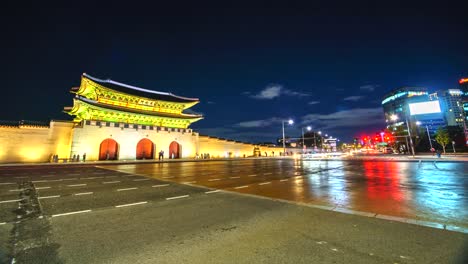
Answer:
317, 131, 322, 150
416, 121, 433, 150
282, 119, 294, 156
302, 126, 311, 153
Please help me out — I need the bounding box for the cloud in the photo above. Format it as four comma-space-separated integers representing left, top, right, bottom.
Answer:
250, 84, 310, 100
251, 85, 282, 99
343, 95, 365, 102
301, 107, 384, 130
308, 101, 320, 105
235, 117, 281, 128
359, 84, 379, 92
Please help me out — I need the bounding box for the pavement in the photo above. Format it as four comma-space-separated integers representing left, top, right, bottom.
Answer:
1, 157, 467, 263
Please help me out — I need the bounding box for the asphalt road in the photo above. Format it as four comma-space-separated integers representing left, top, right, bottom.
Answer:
0, 160, 467, 263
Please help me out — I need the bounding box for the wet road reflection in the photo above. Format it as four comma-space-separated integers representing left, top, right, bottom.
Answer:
105, 159, 468, 228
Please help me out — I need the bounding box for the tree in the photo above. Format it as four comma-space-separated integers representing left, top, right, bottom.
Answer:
434, 127, 450, 154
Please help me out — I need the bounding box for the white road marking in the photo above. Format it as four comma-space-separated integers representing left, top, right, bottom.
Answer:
208, 178, 221, 181
103, 181, 120, 184
0, 222, 6, 225
182, 181, 196, 184
9, 189, 24, 192
115, 201, 148, 208
331, 248, 338, 252
74, 192, 93, 196
234, 185, 249, 189
82, 176, 104, 179
259, 182, 271, 185
264, 172, 272, 175
280, 179, 289, 182
38, 195, 61, 199
52, 209, 91, 217
67, 184, 87, 187
14, 176, 28, 179
229, 176, 240, 179
35, 187, 51, 190
68, 173, 81, 176
117, 187, 138, 191
106, 176, 118, 178
0, 182, 15, 185
162, 176, 174, 179
133, 179, 150, 181
62, 178, 78, 181
152, 184, 169, 188
248, 174, 257, 177
166, 195, 189, 200
41, 175, 55, 178
205, 190, 221, 194
0, 199, 23, 204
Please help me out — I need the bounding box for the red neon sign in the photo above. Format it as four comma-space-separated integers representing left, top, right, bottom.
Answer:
459, 78, 468, 84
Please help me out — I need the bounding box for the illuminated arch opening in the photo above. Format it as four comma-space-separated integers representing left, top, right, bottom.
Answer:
136, 138, 154, 160
169, 141, 181, 159
99, 138, 119, 160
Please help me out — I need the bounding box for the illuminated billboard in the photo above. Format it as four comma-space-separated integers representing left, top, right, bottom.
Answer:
409, 101, 441, 115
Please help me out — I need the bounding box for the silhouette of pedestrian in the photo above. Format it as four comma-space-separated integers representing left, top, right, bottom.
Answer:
83, 153, 86, 162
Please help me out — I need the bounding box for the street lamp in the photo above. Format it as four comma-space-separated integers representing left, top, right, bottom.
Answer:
282, 119, 294, 156
318, 131, 322, 150
302, 126, 311, 152
416, 121, 433, 150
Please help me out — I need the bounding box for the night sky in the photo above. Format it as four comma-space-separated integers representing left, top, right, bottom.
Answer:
1, 2, 467, 143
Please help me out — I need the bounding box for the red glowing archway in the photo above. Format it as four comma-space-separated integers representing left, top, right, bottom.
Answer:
169, 141, 181, 159
136, 138, 154, 160
99, 138, 119, 160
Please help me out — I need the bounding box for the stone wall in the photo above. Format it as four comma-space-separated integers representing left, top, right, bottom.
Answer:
197, 135, 283, 158
0, 121, 74, 163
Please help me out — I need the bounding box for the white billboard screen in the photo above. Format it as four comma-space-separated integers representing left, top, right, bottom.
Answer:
409, 101, 441, 115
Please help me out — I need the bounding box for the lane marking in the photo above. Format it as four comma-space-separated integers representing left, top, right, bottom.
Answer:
182, 181, 196, 184
133, 179, 150, 181
35, 187, 51, 190
248, 174, 257, 177
235, 185, 249, 189
74, 192, 93, 196
115, 201, 148, 208
259, 182, 271, 185
0, 222, 6, 225
41, 175, 55, 178
82, 176, 104, 180
106, 176, 118, 178
67, 184, 87, 187
117, 187, 138, 192
0, 199, 23, 204
205, 190, 221, 194
264, 172, 273, 175
103, 181, 120, 184
162, 176, 174, 179
208, 178, 221, 181
280, 179, 289, 182
229, 176, 240, 179
38, 195, 61, 199
166, 195, 189, 200
0, 182, 15, 185
52, 209, 91, 217
9, 189, 24, 192
62, 178, 78, 181
152, 184, 169, 188
14, 176, 28, 179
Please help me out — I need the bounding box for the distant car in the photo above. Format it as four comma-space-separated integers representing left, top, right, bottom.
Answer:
384, 147, 393, 154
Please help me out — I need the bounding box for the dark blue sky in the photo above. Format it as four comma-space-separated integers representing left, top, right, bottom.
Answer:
1, 2, 467, 143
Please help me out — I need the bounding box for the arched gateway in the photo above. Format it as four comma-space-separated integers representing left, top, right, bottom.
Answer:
136, 138, 154, 159
99, 138, 119, 160
169, 141, 181, 159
